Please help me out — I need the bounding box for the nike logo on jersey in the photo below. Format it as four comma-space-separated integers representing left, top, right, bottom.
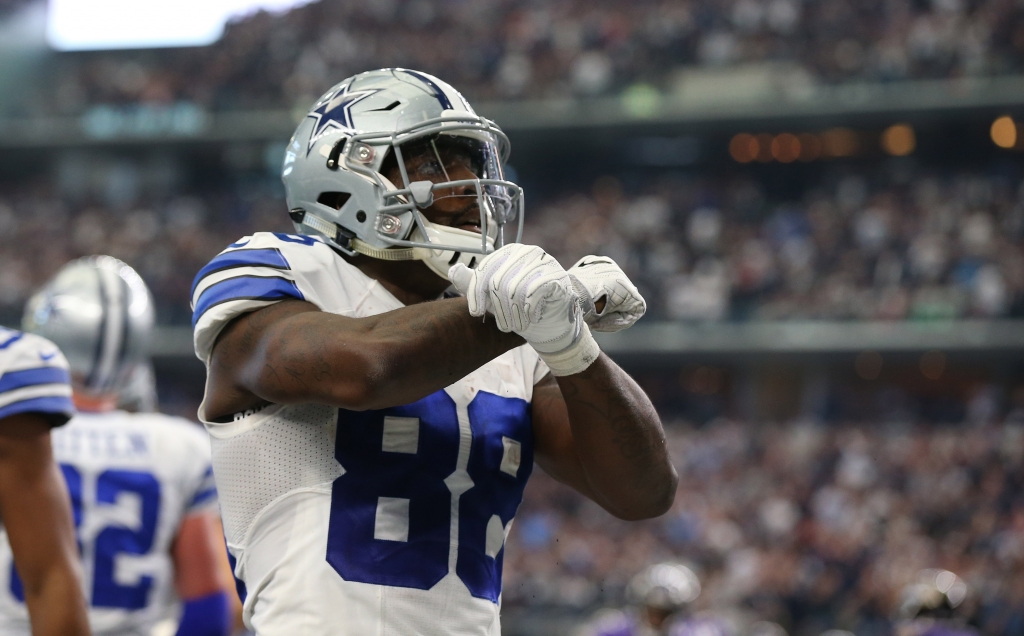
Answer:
39, 351, 57, 361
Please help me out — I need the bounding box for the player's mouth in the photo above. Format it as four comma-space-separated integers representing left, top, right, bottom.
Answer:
451, 208, 482, 233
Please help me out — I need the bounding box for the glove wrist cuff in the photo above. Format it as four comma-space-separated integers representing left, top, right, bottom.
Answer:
539, 324, 600, 377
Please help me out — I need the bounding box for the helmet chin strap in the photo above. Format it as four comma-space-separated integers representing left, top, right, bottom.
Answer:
350, 239, 416, 261
299, 208, 492, 281
410, 222, 495, 281
348, 221, 493, 281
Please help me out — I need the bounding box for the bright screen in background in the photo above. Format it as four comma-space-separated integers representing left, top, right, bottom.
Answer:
46, 0, 315, 51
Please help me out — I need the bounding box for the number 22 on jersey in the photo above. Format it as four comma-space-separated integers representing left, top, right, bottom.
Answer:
10, 466, 160, 610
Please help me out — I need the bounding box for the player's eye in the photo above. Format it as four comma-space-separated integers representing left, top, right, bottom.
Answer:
413, 158, 444, 178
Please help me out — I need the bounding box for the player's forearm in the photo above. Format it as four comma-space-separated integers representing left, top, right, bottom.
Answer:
555, 354, 677, 520
253, 298, 522, 410
0, 424, 90, 636
14, 467, 89, 636
25, 567, 90, 636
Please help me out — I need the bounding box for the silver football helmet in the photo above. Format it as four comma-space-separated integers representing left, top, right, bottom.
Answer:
23, 256, 154, 395
626, 562, 702, 612
117, 362, 158, 413
281, 68, 524, 280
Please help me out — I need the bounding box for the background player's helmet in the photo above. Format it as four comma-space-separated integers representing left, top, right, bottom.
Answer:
22, 256, 154, 395
627, 562, 702, 613
897, 569, 969, 620
281, 68, 524, 280
116, 362, 158, 412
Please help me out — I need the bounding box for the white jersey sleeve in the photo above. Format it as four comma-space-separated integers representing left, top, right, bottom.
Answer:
191, 232, 344, 363
0, 329, 74, 426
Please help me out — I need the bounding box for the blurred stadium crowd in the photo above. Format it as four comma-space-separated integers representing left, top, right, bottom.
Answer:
6, 0, 1024, 116
528, 166, 1024, 322
503, 415, 1024, 636
2, 164, 1022, 325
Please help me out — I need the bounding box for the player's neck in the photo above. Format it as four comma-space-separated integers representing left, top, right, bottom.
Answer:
347, 256, 450, 306
72, 391, 117, 413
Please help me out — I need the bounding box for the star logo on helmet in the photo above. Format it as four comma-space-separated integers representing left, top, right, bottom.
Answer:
306, 83, 382, 154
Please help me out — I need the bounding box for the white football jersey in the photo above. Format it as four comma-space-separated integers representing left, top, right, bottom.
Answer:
0, 408, 217, 636
191, 232, 549, 635
0, 328, 74, 426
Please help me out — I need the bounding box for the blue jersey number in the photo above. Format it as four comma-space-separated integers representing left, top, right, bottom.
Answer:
326, 390, 532, 603
10, 466, 161, 610
91, 470, 161, 608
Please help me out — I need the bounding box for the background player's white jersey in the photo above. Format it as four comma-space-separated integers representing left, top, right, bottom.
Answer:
192, 232, 549, 636
0, 410, 217, 636
0, 328, 74, 426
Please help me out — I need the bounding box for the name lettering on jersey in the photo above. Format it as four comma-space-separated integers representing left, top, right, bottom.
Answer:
54, 429, 149, 460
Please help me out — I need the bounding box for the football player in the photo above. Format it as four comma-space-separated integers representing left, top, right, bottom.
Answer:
192, 68, 678, 635
0, 257, 234, 636
0, 327, 90, 636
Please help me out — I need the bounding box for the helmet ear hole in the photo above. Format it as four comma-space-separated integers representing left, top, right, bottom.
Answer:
317, 192, 352, 210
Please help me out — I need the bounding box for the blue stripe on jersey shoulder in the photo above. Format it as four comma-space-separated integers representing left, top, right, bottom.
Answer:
191, 248, 291, 298
0, 331, 23, 350
0, 395, 74, 422
192, 276, 305, 328
190, 487, 217, 507
0, 367, 71, 394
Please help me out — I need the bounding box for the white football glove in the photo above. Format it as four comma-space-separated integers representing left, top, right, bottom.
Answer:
449, 244, 600, 376
567, 255, 647, 332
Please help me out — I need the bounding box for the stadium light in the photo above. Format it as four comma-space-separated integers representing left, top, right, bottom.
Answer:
771, 133, 801, 163
729, 133, 758, 163
881, 124, 915, 156
46, 0, 316, 51
991, 116, 1017, 149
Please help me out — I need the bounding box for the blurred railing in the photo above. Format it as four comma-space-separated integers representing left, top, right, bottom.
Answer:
149, 319, 1024, 360
3, 73, 1024, 148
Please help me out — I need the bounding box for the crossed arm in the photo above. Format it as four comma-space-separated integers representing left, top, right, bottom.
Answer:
0, 415, 89, 636
206, 298, 677, 520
